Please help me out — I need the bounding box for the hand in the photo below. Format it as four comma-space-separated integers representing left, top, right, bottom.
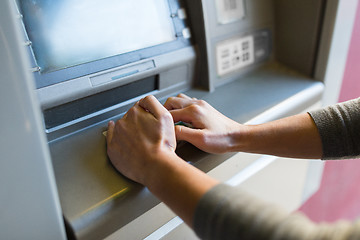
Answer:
106, 95, 177, 185
107, 95, 219, 226
164, 94, 244, 154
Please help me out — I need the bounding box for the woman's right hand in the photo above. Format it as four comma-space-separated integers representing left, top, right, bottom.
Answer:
164, 94, 245, 154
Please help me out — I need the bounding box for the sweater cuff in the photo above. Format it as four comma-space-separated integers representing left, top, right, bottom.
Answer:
308, 98, 360, 160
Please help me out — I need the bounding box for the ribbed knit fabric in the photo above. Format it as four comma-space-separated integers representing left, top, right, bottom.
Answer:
308, 97, 360, 160
194, 98, 360, 239
194, 184, 360, 240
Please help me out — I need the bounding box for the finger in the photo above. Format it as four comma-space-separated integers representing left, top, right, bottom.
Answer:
170, 108, 196, 124
164, 96, 194, 110
125, 102, 141, 118
139, 95, 167, 118
175, 125, 203, 143
106, 121, 115, 145
122, 111, 128, 120
177, 93, 198, 101
177, 93, 192, 99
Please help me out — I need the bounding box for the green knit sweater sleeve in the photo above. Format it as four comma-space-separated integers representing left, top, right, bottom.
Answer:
194, 184, 360, 240
308, 98, 360, 160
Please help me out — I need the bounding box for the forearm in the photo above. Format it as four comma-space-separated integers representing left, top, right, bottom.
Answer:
145, 153, 219, 226
230, 113, 323, 159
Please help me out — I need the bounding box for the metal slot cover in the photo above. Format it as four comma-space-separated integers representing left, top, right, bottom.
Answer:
90, 60, 155, 86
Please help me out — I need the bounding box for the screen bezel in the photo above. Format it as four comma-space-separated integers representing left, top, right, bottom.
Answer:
18, 0, 191, 89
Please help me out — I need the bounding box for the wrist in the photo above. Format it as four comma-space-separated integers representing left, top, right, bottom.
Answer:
227, 124, 253, 153
142, 150, 182, 189
141, 149, 219, 226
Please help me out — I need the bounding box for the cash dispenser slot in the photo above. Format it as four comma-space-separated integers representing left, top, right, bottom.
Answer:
43, 75, 158, 130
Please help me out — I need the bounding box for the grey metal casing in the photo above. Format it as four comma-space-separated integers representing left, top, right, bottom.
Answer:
1, 0, 333, 239
0, 1, 66, 239
185, 0, 326, 90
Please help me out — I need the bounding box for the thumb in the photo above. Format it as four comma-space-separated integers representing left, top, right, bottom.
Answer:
106, 121, 115, 145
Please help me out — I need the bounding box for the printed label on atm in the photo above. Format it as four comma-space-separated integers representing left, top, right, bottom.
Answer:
215, 0, 245, 24
216, 35, 254, 76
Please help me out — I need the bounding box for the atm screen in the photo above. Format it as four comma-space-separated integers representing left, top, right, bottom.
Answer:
19, 0, 176, 73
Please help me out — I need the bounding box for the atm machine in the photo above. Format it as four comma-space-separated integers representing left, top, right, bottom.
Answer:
1, 0, 346, 239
